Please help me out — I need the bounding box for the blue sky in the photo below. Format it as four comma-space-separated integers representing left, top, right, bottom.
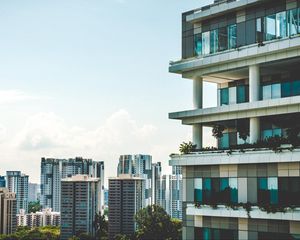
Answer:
0, 0, 215, 184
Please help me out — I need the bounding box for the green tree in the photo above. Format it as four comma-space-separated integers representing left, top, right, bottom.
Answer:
28, 201, 42, 213
114, 234, 131, 240
179, 141, 196, 154
135, 205, 182, 240
94, 212, 108, 239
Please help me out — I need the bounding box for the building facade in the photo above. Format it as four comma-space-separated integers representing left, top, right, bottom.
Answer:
117, 154, 153, 206
17, 208, 60, 227
6, 171, 29, 213
60, 175, 101, 240
28, 183, 40, 202
169, 0, 300, 239
40, 157, 104, 212
152, 162, 162, 205
0, 188, 17, 234
0, 176, 5, 188
108, 174, 144, 240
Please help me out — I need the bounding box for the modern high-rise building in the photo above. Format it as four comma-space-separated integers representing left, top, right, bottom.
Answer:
28, 183, 40, 202
108, 174, 144, 240
6, 171, 29, 213
0, 176, 5, 188
169, 0, 300, 239
40, 157, 104, 212
60, 175, 101, 240
17, 208, 60, 227
117, 154, 153, 206
0, 188, 17, 234
151, 162, 162, 205
156, 166, 183, 220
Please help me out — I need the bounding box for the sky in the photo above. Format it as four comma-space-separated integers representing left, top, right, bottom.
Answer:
0, 0, 216, 185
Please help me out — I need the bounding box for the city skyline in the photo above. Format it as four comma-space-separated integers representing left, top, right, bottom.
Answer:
0, 0, 215, 184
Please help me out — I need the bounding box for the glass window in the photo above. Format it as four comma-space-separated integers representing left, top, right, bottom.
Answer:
272, 83, 281, 99
218, 27, 228, 51
281, 81, 291, 97
202, 31, 210, 55
229, 178, 238, 203
262, 85, 272, 100
210, 29, 218, 54
194, 178, 203, 203
288, 9, 298, 36
256, 17, 264, 42
293, 80, 300, 96
276, 11, 287, 38
266, 14, 276, 41
258, 177, 269, 205
237, 85, 246, 103
268, 177, 278, 204
262, 129, 273, 139
228, 24, 237, 49
194, 34, 202, 56
229, 87, 237, 104
203, 178, 212, 204
220, 88, 229, 105
220, 133, 229, 149
273, 128, 282, 137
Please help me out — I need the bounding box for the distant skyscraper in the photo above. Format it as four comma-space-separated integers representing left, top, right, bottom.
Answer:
108, 174, 144, 240
17, 208, 60, 227
40, 157, 104, 212
151, 162, 162, 205
60, 175, 101, 240
0, 188, 17, 234
156, 166, 183, 220
117, 155, 133, 175
6, 171, 29, 213
117, 154, 153, 206
28, 183, 40, 202
0, 176, 5, 188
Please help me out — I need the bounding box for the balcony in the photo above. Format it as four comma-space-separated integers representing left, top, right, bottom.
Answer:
170, 36, 300, 76
169, 147, 300, 166
186, 203, 300, 221
169, 96, 300, 125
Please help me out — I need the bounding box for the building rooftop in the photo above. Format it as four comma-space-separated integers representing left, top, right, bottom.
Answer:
109, 174, 144, 181
61, 174, 100, 182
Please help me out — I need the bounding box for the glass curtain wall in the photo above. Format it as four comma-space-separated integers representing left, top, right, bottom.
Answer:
228, 24, 237, 49
202, 31, 210, 55
210, 29, 218, 54
194, 34, 202, 56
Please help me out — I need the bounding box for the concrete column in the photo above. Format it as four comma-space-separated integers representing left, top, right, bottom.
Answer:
193, 77, 203, 109
193, 124, 202, 149
249, 65, 260, 143
193, 76, 203, 149
249, 64, 260, 102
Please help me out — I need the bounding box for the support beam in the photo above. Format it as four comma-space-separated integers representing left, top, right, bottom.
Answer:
193, 77, 203, 109
193, 124, 203, 149
249, 64, 260, 102
249, 65, 260, 143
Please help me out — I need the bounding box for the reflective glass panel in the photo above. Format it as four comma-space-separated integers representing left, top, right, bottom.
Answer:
194, 34, 202, 56
268, 177, 278, 204
229, 87, 237, 104
228, 24, 237, 49
220, 133, 229, 149
273, 128, 282, 137
210, 29, 218, 54
218, 27, 228, 51
272, 83, 281, 99
288, 9, 298, 36
256, 18, 264, 42
194, 178, 203, 203
202, 31, 210, 55
229, 178, 238, 203
276, 11, 287, 38
293, 80, 300, 96
281, 81, 291, 97
266, 14, 276, 40
262, 129, 273, 139
237, 85, 246, 103
220, 88, 229, 105
262, 85, 272, 100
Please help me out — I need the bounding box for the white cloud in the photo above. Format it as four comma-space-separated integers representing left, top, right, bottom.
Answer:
0, 89, 38, 105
